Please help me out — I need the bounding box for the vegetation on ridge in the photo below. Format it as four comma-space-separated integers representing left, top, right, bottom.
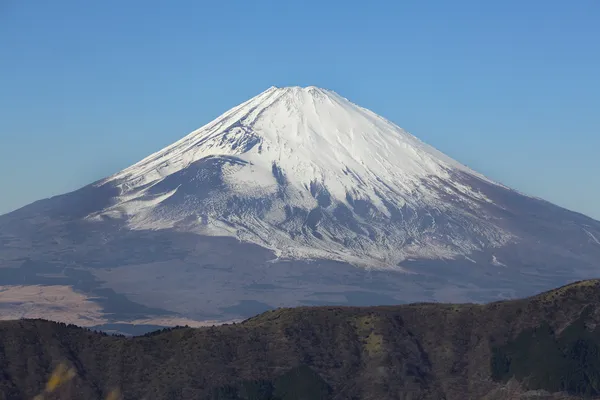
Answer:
1, 280, 600, 399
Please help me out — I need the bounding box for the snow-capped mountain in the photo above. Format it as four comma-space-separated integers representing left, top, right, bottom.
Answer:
91, 86, 511, 267
1, 86, 599, 331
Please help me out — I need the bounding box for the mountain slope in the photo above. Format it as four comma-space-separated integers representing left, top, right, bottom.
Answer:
0, 86, 599, 329
94, 85, 511, 265
3, 280, 600, 400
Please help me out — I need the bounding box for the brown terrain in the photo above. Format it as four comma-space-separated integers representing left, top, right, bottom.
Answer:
2, 280, 600, 400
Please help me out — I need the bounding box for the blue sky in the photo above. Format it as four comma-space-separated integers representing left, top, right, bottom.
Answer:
1, 0, 599, 219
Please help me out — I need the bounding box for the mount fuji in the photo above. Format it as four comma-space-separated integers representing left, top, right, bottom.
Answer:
1, 86, 599, 332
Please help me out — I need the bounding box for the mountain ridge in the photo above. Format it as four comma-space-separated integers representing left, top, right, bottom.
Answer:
2, 279, 600, 399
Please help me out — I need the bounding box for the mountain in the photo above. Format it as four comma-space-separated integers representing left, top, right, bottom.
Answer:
0, 86, 599, 330
97, 85, 509, 266
3, 280, 600, 400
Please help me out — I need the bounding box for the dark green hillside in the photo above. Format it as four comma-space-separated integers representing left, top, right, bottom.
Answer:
2, 280, 600, 399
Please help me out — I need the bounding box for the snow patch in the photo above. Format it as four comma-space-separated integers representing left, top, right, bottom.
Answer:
583, 228, 600, 245
492, 255, 506, 267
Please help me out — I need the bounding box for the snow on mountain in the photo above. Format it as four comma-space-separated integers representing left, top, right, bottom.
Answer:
2, 85, 600, 327
88, 86, 513, 267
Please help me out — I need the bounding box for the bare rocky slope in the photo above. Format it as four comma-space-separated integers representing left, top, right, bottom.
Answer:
2, 280, 600, 399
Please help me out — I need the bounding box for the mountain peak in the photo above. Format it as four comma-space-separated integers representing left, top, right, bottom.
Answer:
111, 85, 489, 194
268, 85, 325, 91
261, 86, 338, 104
251, 85, 339, 111
98, 86, 508, 265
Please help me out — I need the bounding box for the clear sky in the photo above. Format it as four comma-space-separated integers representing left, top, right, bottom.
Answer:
1, 1, 599, 219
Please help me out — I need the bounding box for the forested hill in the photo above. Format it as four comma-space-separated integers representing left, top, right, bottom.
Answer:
2, 280, 600, 400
